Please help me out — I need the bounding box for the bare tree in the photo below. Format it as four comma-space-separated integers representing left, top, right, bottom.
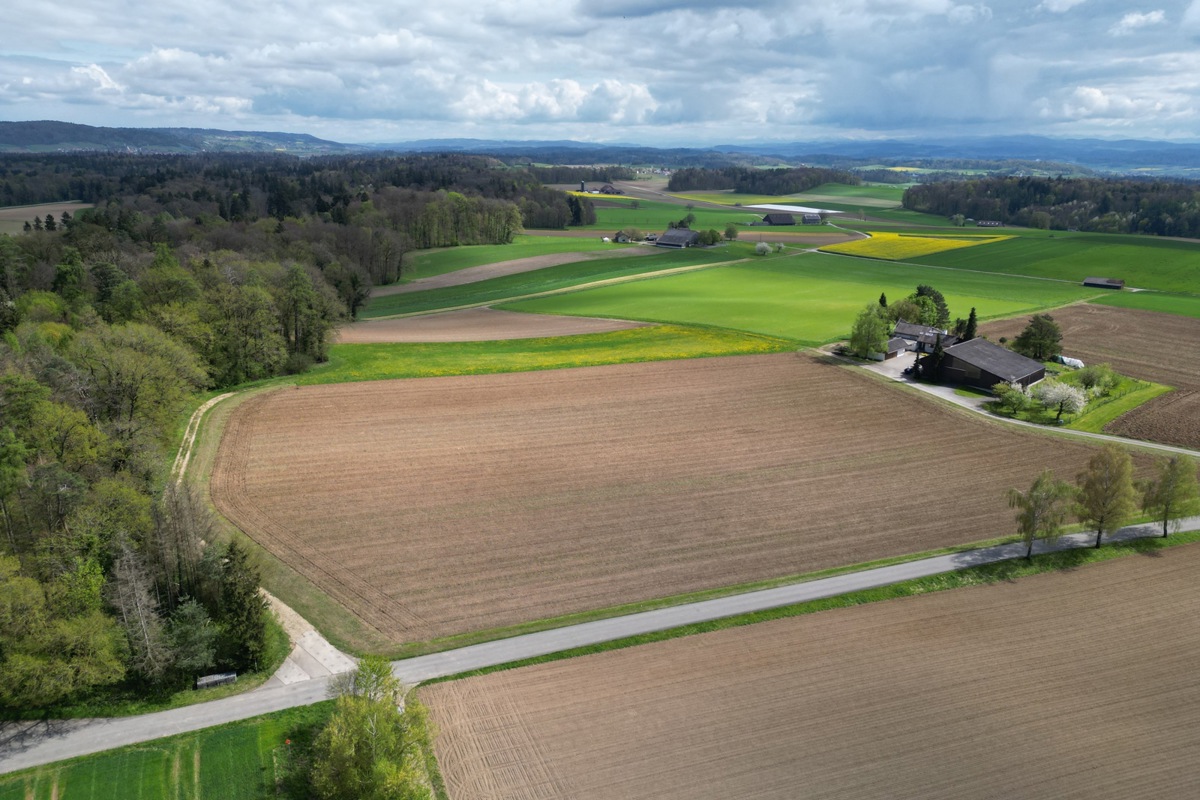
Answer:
107, 544, 172, 681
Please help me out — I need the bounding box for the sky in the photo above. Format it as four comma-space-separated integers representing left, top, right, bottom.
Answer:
3, 0, 1200, 146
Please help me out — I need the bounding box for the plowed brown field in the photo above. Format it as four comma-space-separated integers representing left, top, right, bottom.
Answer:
423, 542, 1200, 800
981, 304, 1200, 448
211, 353, 1114, 644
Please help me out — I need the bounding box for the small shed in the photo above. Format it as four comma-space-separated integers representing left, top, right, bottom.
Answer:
195, 671, 238, 690
655, 228, 700, 248
884, 337, 908, 360
762, 213, 796, 226
921, 337, 1045, 390
1083, 277, 1124, 290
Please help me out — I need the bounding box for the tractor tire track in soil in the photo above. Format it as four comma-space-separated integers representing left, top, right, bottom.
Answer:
210, 352, 1134, 645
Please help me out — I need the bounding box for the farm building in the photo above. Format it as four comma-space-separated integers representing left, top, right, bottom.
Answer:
655, 229, 700, 248
1083, 277, 1125, 290
599, 184, 621, 195
892, 320, 957, 354
762, 213, 796, 225
802, 213, 823, 225
976, 220, 1004, 227
920, 337, 1045, 390
613, 231, 631, 243
884, 337, 908, 360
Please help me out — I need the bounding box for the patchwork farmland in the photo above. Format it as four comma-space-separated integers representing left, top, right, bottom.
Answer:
981, 304, 1200, 449
211, 352, 1122, 646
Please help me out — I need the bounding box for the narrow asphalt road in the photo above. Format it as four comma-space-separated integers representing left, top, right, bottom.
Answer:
3, 515, 1197, 774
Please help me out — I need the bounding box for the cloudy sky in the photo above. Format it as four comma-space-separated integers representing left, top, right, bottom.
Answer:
4, 0, 1200, 145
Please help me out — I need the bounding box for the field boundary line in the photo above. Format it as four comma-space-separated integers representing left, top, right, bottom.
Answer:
172, 392, 236, 484
366, 257, 753, 320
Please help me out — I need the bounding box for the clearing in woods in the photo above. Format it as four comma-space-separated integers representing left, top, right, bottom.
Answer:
981, 304, 1200, 449
422, 541, 1200, 800
211, 352, 1122, 647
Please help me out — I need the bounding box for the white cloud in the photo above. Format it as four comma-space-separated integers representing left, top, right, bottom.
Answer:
1110, 10, 1166, 35
1037, 0, 1087, 12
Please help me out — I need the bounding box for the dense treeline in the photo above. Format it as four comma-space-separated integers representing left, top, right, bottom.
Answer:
903, 176, 1200, 236
0, 151, 598, 711
666, 166, 860, 194
524, 165, 637, 184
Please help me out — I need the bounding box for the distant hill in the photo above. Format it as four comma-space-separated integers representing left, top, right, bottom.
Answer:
0, 121, 365, 155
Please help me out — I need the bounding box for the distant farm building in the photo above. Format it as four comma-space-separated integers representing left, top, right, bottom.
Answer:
1083, 277, 1125, 290
761, 213, 796, 226
599, 184, 621, 195
920, 337, 1045, 390
613, 231, 631, 243
976, 220, 1004, 227
802, 213, 823, 225
655, 228, 700, 248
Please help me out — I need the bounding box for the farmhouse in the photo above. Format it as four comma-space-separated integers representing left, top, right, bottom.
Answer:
1083, 277, 1125, 290
892, 320, 957, 354
920, 337, 1045, 390
655, 228, 700, 248
762, 213, 796, 226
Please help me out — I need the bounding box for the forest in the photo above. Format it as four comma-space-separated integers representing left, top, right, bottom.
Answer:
903, 176, 1200, 236
0, 152, 594, 713
665, 165, 860, 194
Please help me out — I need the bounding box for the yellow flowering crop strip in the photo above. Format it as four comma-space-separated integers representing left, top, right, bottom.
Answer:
818, 232, 1011, 260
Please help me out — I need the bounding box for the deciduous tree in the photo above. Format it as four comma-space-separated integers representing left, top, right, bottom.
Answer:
1033, 380, 1086, 421
1141, 456, 1200, 537
1011, 314, 1062, 361
1076, 445, 1136, 548
1007, 469, 1074, 559
848, 303, 889, 359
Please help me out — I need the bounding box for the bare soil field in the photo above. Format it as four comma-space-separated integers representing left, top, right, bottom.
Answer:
423, 542, 1200, 800
371, 248, 652, 298
336, 308, 646, 343
211, 353, 1118, 645
981, 303, 1200, 448
0, 201, 93, 234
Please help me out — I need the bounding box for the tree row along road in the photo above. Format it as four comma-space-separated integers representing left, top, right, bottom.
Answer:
2, 516, 1197, 774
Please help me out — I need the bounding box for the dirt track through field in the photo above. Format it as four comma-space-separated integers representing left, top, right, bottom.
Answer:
211, 353, 1119, 644
424, 542, 1200, 800
981, 304, 1200, 448
336, 308, 646, 343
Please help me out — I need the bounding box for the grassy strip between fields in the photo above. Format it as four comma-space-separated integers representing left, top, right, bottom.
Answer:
421, 528, 1200, 685
297, 325, 795, 385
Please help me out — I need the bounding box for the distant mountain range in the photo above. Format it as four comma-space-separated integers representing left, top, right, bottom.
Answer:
4, 121, 1200, 175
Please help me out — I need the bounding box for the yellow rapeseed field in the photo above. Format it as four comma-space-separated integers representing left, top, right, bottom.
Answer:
819, 232, 1010, 260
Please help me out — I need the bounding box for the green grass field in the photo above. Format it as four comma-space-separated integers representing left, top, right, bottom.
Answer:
1091, 290, 1200, 318
579, 198, 765, 232
0, 703, 333, 800
903, 231, 1200, 293
361, 245, 752, 318
504, 252, 1102, 344
399, 235, 628, 281
300, 325, 793, 384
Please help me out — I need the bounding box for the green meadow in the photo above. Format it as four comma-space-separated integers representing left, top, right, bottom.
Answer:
0, 703, 333, 800
906, 232, 1200, 293
504, 252, 1101, 344
400, 235, 627, 280
1091, 290, 1200, 318
582, 197, 764, 232
299, 325, 793, 385
362, 245, 751, 318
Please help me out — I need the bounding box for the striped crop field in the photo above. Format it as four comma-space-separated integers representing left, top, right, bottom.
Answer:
819, 232, 1011, 260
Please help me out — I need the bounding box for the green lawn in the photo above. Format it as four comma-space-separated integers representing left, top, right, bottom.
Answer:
0, 703, 333, 800
904, 232, 1200, 293
399, 235, 628, 281
299, 325, 794, 385
581, 198, 764, 233
361, 245, 751, 318
504, 251, 1102, 344
1091, 290, 1200, 319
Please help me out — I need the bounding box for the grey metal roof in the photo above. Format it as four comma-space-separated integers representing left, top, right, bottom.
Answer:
656, 228, 700, 246
893, 319, 943, 339
943, 337, 1043, 382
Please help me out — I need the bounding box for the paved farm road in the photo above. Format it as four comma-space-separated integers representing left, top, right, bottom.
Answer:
2, 516, 1197, 773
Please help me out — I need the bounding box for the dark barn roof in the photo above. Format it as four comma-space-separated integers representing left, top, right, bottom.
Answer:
893, 320, 943, 340
941, 338, 1043, 384
1083, 277, 1125, 289
886, 337, 908, 353
762, 213, 796, 225
655, 228, 700, 248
